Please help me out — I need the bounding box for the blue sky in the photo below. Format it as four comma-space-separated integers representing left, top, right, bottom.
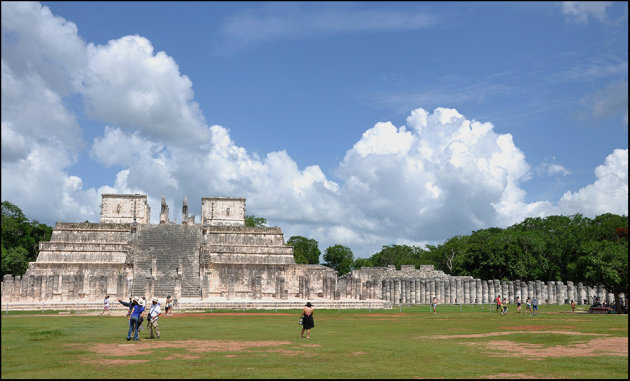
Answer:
2, 1, 628, 258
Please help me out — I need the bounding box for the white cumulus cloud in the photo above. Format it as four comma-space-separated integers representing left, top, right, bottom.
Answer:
2, 2, 627, 259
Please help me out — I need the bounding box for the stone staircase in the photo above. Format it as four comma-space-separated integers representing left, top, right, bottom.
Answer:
131, 224, 202, 298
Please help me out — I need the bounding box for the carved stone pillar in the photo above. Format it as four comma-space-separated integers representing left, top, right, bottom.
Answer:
409, 279, 416, 304
463, 279, 470, 304
576, 282, 583, 305
454, 279, 462, 304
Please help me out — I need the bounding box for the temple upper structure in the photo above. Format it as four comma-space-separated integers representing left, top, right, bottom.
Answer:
100, 194, 150, 224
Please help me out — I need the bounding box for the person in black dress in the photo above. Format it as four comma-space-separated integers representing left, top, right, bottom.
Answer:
300, 302, 314, 339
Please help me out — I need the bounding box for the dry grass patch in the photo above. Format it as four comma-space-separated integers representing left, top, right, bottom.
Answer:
464, 336, 627, 359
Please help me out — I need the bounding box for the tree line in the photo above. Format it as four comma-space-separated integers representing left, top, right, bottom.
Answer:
1, 201, 53, 277
2, 201, 627, 303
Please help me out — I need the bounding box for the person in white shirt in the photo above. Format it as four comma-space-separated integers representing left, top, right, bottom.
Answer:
148, 297, 162, 339
101, 295, 111, 315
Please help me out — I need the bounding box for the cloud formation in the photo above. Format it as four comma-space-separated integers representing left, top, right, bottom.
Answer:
2, 2, 628, 258
216, 2, 436, 53
562, 2, 614, 24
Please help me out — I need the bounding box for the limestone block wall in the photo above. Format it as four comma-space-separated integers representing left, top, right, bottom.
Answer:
201, 198, 245, 226
100, 194, 150, 224
3, 263, 128, 302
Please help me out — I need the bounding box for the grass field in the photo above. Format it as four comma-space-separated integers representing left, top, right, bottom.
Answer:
1, 304, 627, 379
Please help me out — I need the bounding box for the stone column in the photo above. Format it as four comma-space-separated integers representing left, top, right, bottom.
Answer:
3, 275, 14, 302
410, 279, 416, 304
476, 279, 482, 304
144, 277, 154, 301
438, 280, 445, 304
427, 280, 435, 303
524, 281, 530, 302
454, 279, 462, 304
415, 279, 420, 304
501, 281, 510, 300
508, 281, 514, 304
449, 279, 456, 304
402, 279, 408, 303
534, 280, 542, 302
12, 276, 20, 301
394, 279, 400, 303
423, 280, 430, 303
547, 281, 555, 305
481, 279, 489, 303
577, 282, 585, 305
463, 279, 470, 304
494, 280, 501, 302
556, 281, 565, 304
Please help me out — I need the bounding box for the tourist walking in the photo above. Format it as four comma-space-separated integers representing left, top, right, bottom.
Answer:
432, 297, 438, 315
165, 295, 174, 316
501, 297, 508, 315
101, 295, 111, 315
147, 297, 161, 339
495, 295, 501, 312
526, 297, 532, 315
516, 297, 521, 313
300, 302, 314, 339
532, 296, 538, 315
571, 299, 575, 313
127, 297, 144, 341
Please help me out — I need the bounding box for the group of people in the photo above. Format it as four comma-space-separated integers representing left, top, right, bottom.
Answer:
100, 294, 178, 341
495, 295, 538, 315
117, 296, 163, 341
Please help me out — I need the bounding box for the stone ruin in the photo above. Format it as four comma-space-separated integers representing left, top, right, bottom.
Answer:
1, 194, 623, 307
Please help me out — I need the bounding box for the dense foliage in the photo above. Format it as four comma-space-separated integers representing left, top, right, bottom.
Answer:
1, 201, 52, 277
244, 215, 266, 227
351, 213, 628, 300
323, 244, 354, 276
287, 236, 321, 264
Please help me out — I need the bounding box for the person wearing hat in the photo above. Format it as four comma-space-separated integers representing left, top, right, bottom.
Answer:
127, 297, 144, 341
147, 297, 162, 339
300, 302, 314, 339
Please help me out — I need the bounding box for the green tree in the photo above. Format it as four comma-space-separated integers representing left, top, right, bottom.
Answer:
1, 246, 29, 276
244, 215, 266, 227
1, 201, 53, 277
368, 244, 427, 269
323, 245, 354, 276
569, 240, 628, 312
287, 236, 321, 264
352, 257, 374, 270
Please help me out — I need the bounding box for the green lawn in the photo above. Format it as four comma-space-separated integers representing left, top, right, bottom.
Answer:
1, 305, 627, 379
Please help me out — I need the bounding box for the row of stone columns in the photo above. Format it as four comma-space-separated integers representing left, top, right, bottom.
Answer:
2, 273, 118, 302
331, 276, 622, 305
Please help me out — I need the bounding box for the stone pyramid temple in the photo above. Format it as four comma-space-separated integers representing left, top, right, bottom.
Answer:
1, 194, 618, 308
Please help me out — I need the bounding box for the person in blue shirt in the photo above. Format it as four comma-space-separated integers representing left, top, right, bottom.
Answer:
127, 297, 145, 341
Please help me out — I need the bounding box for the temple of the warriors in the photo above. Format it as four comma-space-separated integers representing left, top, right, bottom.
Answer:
1, 194, 623, 308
